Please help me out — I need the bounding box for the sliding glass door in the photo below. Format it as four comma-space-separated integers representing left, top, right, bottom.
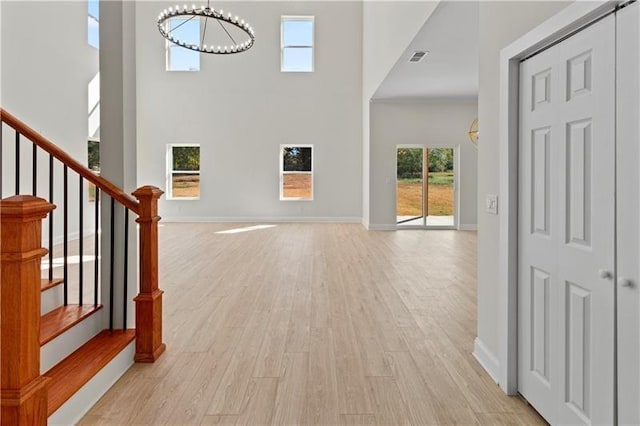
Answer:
396, 146, 456, 228
396, 147, 424, 224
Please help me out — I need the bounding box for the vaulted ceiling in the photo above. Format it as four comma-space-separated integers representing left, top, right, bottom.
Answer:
373, 1, 479, 101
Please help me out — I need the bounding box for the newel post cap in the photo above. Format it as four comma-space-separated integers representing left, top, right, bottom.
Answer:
132, 186, 163, 220
132, 185, 164, 201
0, 195, 55, 219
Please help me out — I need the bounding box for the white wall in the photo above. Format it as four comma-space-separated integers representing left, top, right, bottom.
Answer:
369, 100, 477, 229
476, 1, 571, 364
361, 1, 438, 226
135, 1, 363, 222
1, 1, 100, 242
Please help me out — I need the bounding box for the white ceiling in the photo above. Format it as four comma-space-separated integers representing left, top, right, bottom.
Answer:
373, 1, 479, 101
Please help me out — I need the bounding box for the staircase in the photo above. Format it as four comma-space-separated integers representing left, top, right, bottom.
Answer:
0, 109, 166, 425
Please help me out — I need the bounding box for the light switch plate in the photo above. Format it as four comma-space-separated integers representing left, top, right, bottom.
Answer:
486, 194, 498, 215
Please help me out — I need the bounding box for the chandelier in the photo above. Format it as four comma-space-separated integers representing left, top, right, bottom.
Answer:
158, 1, 255, 54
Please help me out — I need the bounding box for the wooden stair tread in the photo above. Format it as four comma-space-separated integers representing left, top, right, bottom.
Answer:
40, 304, 103, 345
41, 278, 64, 292
44, 329, 135, 415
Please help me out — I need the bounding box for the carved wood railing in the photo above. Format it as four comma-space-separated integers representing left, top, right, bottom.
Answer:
0, 108, 166, 422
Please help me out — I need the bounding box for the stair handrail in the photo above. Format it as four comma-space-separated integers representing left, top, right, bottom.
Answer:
1, 106, 165, 365
0, 108, 139, 214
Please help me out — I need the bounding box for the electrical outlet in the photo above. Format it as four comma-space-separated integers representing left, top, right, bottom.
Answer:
486, 194, 498, 215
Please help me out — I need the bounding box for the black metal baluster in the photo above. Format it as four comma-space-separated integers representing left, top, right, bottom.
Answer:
15, 132, 20, 195
32, 143, 37, 196
94, 188, 100, 307
79, 176, 84, 306
63, 165, 68, 306
48, 155, 54, 281
109, 198, 115, 331
123, 208, 129, 330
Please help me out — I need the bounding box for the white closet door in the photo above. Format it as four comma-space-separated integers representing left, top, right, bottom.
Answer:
616, 3, 640, 425
518, 14, 615, 425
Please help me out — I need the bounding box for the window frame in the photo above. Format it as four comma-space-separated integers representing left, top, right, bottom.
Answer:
165, 18, 201, 72
167, 144, 201, 200
280, 144, 314, 201
280, 16, 315, 73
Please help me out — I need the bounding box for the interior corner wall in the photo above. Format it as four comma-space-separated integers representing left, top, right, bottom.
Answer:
135, 1, 363, 222
361, 1, 438, 226
1, 1, 99, 242
476, 1, 572, 362
369, 100, 478, 229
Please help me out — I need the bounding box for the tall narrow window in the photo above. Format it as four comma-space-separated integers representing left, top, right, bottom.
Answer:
166, 18, 200, 71
280, 145, 313, 200
88, 0, 99, 48
87, 140, 100, 202
281, 16, 314, 72
168, 145, 201, 199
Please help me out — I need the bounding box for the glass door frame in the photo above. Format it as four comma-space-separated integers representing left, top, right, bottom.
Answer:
395, 144, 459, 230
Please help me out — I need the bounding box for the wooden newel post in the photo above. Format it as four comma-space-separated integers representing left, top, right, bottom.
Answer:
132, 186, 166, 362
1, 196, 55, 425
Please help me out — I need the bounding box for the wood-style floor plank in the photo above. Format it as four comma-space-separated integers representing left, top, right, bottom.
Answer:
199, 415, 238, 425
302, 327, 340, 425
79, 224, 545, 425
271, 352, 308, 425
236, 378, 278, 425
340, 413, 377, 425
366, 376, 411, 425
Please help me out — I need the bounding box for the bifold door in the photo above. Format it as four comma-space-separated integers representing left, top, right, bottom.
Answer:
517, 13, 616, 425
616, 2, 640, 425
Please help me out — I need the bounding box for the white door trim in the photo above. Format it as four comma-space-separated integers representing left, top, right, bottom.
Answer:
497, 0, 621, 395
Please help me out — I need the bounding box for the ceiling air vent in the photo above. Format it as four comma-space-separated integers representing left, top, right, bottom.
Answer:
408, 51, 428, 63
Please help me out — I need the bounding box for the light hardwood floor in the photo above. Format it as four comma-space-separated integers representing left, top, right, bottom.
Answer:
80, 223, 545, 425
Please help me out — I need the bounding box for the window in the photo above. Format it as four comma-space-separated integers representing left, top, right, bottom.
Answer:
280, 145, 313, 200
88, 72, 100, 139
281, 16, 314, 72
166, 18, 200, 71
167, 145, 201, 199
88, 0, 99, 48
87, 140, 100, 202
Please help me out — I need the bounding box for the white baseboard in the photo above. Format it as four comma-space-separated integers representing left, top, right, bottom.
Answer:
48, 340, 134, 426
367, 224, 397, 231
161, 216, 362, 223
473, 337, 500, 384
459, 224, 478, 231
